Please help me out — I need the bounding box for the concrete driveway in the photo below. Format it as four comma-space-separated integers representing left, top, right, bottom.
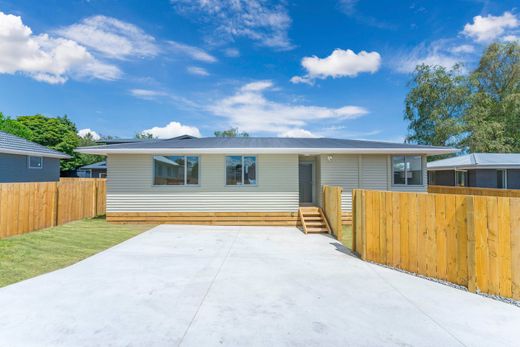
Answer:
0, 225, 519, 347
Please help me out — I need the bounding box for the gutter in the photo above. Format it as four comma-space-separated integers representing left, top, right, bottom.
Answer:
0, 148, 71, 159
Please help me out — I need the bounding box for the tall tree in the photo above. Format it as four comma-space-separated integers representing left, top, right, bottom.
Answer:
404, 64, 469, 148
464, 42, 520, 152
0, 112, 33, 139
214, 127, 249, 137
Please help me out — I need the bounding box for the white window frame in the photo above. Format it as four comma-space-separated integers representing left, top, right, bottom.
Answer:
152, 155, 200, 186
497, 169, 507, 189
392, 155, 423, 186
225, 155, 257, 186
455, 170, 467, 187
28, 156, 43, 169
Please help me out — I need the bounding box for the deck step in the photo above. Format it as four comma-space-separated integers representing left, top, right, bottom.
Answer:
299, 207, 331, 234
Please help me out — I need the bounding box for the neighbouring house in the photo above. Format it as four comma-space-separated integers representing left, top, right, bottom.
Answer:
0, 131, 71, 183
77, 161, 107, 178
77, 136, 456, 226
428, 153, 520, 190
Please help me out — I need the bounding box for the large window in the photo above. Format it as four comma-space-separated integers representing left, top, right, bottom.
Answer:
226, 156, 256, 185
392, 156, 423, 186
28, 156, 43, 169
497, 169, 506, 189
153, 156, 199, 185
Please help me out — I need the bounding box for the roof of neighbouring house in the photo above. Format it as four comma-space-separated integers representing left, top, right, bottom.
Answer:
77, 135, 458, 156
95, 135, 197, 145
0, 131, 71, 159
427, 153, 520, 170
79, 161, 107, 170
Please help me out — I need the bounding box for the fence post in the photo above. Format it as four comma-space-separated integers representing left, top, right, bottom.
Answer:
53, 182, 59, 227
336, 187, 343, 241
466, 195, 476, 292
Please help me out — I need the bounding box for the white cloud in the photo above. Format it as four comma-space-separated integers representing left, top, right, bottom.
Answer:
279, 129, 317, 138
394, 41, 463, 73
450, 44, 475, 54
187, 66, 209, 76
223, 48, 240, 57
463, 12, 519, 43
0, 11, 121, 84
130, 89, 168, 99
168, 41, 217, 63
141, 121, 201, 138
78, 128, 101, 140
55, 15, 159, 59
291, 49, 381, 84
208, 80, 368, 134
171, 0, 293, 50
503, 35, 519, 42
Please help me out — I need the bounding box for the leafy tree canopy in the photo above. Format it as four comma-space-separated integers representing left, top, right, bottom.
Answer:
0, 112, 33, 139
404, 41, 520, 155
214, 127, 249, 137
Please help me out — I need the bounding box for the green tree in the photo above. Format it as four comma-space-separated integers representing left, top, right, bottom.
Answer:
135, 132, 156, 139
0, 112, 33, 139
16, 115, 80, 171
77, 132, 105, 168
214, 127, 249, 137
404, 64, 469, 149
464, 42, 520, 152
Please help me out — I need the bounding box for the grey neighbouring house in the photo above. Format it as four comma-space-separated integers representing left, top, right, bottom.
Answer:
427, 153, 520, 190
0, 131, 71, 183
78, 136, 456, 226
77, 161, 107, 178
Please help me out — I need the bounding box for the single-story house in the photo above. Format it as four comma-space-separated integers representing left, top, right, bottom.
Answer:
427, 153, 520, 189
78, 136, 456, 226
77, 161, 107, 178
0, 131, 71, 183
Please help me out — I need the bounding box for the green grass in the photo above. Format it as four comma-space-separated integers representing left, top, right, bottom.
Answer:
341, 224, 353, 250
0, 217, 154, 288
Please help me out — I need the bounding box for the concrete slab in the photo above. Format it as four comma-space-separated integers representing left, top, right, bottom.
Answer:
0, 225, 518, 346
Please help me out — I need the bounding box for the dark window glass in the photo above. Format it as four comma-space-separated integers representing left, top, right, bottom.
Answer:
186, 156, 199, 185
28, 156, 43, 169
244, 156, 256, 185
226, 156, 242, 185
392, 156, 406, 185
456, 171, 466, 187
497, 170, 505, 189
154, 156, 185, 185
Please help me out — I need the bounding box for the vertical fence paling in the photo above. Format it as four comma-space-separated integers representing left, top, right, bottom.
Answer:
322, 186, 343, 239
0, 178, 106, 239
354, 189, 520, 301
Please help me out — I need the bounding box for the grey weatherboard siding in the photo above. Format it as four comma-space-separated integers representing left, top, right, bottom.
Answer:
0, 153, 61, 182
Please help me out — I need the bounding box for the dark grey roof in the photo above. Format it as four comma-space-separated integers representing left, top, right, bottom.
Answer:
85, 137, 452, 150
96, 134, 197, 145
428, 153, 520, 169
79, 161, 106, 170
0, 131, 71, 159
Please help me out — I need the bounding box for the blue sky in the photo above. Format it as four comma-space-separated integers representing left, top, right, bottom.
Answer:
0, 0, 519, 141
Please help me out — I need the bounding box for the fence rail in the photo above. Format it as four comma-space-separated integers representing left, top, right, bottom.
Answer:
0, 178, 106, 239
354, 189, 520, 301
428, 185, 520, 198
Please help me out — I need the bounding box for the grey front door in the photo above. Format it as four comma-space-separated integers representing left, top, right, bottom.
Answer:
299, 163, 313, 203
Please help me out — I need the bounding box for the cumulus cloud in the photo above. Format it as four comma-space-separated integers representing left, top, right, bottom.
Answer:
0, 11, 121, 84
187, 66, 209, 76
171, 0, 293, 50
279, 129, 317, 138
168, 41, 217, 63
55, 15, 159, 59
208, 80, 368, 134
141, 121, 201, 138
291, 49, 381, 84
78, 128, 101, 140
463, 12, 519, 43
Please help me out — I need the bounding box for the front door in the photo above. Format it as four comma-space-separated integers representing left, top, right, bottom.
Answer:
299, 163, 313, 203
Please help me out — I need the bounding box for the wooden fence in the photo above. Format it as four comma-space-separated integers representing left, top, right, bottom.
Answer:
429, 185, 520, 198
0, 178, 106, 239
354, 189, 520, 300
322, 186, 343, 239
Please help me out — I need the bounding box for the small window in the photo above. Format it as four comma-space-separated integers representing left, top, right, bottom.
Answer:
392, 156, 423, 186
28, 156, 43, 169
455, 170, 467, 187
226, 156, 256, 185
153, 156, 199, 185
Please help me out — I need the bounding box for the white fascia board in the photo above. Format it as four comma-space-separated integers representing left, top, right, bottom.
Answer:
77, 147, 459, 156
0, 148, 71, 159
428, 165, 520, 171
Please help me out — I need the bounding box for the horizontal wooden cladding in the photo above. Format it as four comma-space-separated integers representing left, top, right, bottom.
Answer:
107, 212, 299, 226
342, 212, 353, 225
